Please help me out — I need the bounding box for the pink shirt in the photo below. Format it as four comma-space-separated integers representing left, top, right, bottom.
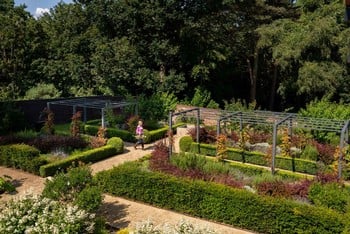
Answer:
136, 125, 143, 135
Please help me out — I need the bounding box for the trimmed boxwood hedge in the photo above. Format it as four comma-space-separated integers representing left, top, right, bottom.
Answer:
188, 142, 318, 175
39, 145, 117, 177
94, 162, 347, 234
0, 144, 47, 175
84, 123, 185, 143
144, 123, 185, 144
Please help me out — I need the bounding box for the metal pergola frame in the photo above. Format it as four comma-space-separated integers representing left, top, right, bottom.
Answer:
47, 97, 137, 128
216, 110, 349, 178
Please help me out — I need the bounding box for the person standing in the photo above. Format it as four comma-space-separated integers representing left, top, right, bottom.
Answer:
134, 120, 144, 150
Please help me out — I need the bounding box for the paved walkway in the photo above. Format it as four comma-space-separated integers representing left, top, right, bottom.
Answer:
0, 134, 256, 234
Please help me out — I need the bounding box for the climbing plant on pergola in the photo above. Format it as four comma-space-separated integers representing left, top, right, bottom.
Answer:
47, 97, 137, 128
216, 110, 350, 178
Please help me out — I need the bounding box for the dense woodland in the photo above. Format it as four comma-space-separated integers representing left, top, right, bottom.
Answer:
1, 0, 350, 111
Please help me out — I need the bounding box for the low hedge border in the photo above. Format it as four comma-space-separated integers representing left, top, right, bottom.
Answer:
144, 123, 185, 144
189, 142, 318, 175
0, 144, 47, 175
39, 145, 117, 177
94, 162, 347, 234
84, 123, 185, 143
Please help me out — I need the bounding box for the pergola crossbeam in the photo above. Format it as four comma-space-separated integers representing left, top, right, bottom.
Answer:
47, 97, 137, 127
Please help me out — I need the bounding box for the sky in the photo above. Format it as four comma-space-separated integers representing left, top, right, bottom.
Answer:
14, 0, 73, 18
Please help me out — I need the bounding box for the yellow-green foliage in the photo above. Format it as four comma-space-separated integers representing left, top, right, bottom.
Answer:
116, 228, 130, 234
179, 136, 193, 152
107, 137, 124, 153
280, 128, 291, 157
216, 134, 227, 161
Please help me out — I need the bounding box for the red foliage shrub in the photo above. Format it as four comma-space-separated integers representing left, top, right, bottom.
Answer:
0, 135, 32, 145
289, 179, 313, 199
187, 127, 216, 144
313, 141, 335, 165
228, 131, 240, 142
149, 142, 243, 189
315, 172, 340, 184
29, 135, 88, 153
256, 180, 291, 198
149, 142, 180, 174
248, 131, 271, 144
210, 174, 244, 189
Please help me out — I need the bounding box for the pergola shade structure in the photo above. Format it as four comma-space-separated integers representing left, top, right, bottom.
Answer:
182, 108, 349, 178
47, 97, 137, 128
220, 111, 349, 177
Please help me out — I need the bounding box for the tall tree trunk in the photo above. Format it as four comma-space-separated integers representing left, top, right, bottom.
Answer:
269, 63, 278, 110
247, 47, 258, 103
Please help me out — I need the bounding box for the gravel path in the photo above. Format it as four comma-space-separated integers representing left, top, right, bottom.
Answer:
0, 134, 255, 234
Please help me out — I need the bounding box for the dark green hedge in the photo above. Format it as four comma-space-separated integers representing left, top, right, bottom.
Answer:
84, 123, 185, 143
39, 145, 117, 177
189, 142, 317, 175
0, 144, 47, 175
144, 123, 185, 144
94, 162, 347, 234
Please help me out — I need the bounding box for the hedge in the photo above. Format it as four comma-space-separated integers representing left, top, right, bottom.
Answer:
84, 123, 185, 143
189, 142, 318, 175
94, 162, 347, 234
144, 123, 185, 144
106, 137, 124, 153
39, 145, 117, 177
0, 144, 47, 175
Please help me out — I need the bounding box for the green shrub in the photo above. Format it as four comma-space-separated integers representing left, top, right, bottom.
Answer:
301, 144, 318, 161
39, 145, 117, 177
308, 182, 350, 213
107, 137, 124, 153
74, 186, 103, 212
0, 176, 16, 194
42, 165, 93, 201
179, 136, 193, 152
13, 129, 38, 140
0, 144, 46, 175
95, 162, 346, 234
170, 152, 207, 171
42, 165, 103, 212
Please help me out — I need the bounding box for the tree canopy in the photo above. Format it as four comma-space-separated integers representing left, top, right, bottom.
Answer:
0, 0, 349, 111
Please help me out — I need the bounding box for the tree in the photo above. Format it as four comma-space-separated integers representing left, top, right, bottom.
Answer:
257, 0, 350, 109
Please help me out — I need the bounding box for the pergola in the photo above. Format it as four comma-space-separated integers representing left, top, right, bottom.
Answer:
47, 97, 137, 127
182, 108, 349, 178
217, 111, 350, 178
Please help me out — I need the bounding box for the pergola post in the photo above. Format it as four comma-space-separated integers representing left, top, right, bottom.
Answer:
338, 120, 350, 179
101, 108, 105, 128
169, 111, 173, 157
272, 123, 278, 174
271, 114, 293, 175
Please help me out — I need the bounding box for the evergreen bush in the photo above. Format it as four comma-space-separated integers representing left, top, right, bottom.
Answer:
107, 137, 124, 153
179, 136, 193, 152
